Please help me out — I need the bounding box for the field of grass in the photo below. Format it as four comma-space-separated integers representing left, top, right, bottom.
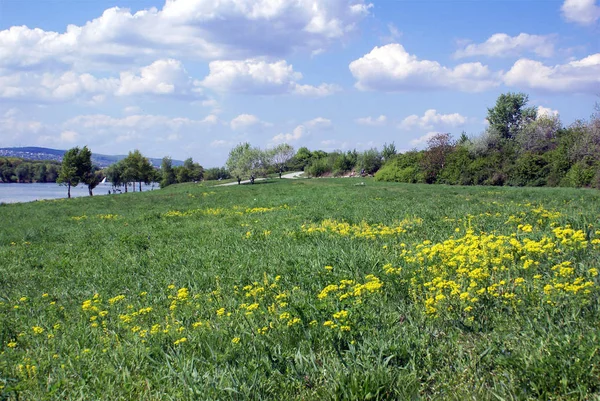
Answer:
1, 178, 600, 400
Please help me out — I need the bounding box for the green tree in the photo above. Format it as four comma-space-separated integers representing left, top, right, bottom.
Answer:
357, 148, 383, 175
77, 146, 100, 196
57, 147, 85, 198
226, 143, 256, 184
382, 142, 397, 161
33, 164, 47, 183
176, 158, 204, 183
107, 160, 126, 191
121, 150, 154, 192
15, 163, 30, 183
160, 157, 177, 188
289, 147, 313, 171
487, 92, 537, 140
271, 143, 295, 178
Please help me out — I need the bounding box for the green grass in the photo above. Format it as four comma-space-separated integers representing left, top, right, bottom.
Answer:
1, 179, 600, 400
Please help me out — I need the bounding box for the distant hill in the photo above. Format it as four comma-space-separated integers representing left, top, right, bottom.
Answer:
0, 147, 183, 168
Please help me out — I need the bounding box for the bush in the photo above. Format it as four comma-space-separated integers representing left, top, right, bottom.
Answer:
305, 158, 331, 177
561, 162, 595, 187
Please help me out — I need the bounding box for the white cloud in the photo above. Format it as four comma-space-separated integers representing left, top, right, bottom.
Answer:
0, 59, 202, 102
305, 117, 332, 129
454, 33, 555, 59
292, 83, 341, 97
410, 132, 439, 146
271, 116, 333, 144
201, 58, 338, 96
537, 106, 560, 118
0, 109, 47, 145
400, 109, 467, 130
201, 114, 219, 125
504, 54, 600, 93
64, 113, 214, 132
271, 125, 306, 143
356, 115, 386, 126
0, 1, 372, 72
562, 0, 600, 25
230, 114, 271, 130
349, 44, 500, 92
117, 59, 201, 97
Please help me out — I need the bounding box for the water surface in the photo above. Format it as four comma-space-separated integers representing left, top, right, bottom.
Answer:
0, 183, 156, 204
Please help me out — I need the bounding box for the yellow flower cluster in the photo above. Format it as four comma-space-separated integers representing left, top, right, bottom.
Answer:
396, 225, 596, 321
301, 218, 422, 239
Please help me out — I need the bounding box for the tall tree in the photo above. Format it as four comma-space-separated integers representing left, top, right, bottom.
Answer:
106, 160, 125, 191
57, 147, 85, 198
226, 143, 254, 184
487, 92, 537, 140
271, 143, 295, 178
77, 146, 100, 196
382, 142, 397, 161
160, 156, 177, 188
421, 133, 455, 184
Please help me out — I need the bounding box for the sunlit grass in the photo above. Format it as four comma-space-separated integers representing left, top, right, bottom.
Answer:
1, 179, 599, 399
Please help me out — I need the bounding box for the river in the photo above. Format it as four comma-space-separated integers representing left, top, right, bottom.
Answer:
0, 182, 157, 204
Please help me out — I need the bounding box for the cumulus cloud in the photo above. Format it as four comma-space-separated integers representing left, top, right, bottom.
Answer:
399, 109, 467, 130
201, 58, 338, 96
0, 0, 372, 72
561, 0, 600, 25
503, 54, 600, 93
116, 59, 201, 97
271, 125, 306, 143
356, 115, 386, 126
271, 116, 332, 144
537, 106, 560, 118
201, 114, 219, 125
0, 59, 202, 102
349, 44, 500, 92
305, 117, 332, 129
454, 33, 555, 59
230, 114, 271, 130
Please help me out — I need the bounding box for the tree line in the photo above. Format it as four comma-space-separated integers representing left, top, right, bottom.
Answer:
0, 158, 61, 183
375, 93, 600, 188
224, 92, 599, 190
9, 91, 598, 197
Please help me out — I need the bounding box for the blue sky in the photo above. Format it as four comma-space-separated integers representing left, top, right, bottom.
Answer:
1, 0, 599, 166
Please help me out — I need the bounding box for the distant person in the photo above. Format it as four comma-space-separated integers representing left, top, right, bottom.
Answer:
108, 190, 111, 195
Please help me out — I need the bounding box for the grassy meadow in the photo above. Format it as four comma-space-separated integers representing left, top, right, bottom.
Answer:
1, 178, 600, 400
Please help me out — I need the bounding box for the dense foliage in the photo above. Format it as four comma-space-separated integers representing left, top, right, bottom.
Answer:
0, 158, 61, 183
158, 157, 204, 188
375, 94, 600, 188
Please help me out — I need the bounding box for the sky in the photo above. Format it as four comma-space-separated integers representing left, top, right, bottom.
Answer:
0, 0, 599, 167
